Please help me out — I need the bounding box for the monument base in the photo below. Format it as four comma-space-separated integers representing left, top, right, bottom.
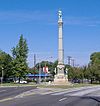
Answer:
53, 74, 69, 85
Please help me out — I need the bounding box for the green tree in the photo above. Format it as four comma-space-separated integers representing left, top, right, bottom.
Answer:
0, 50, 13, 81
90, 52, 100, 65
12, 35, 29, 82
88, 52, 100, 83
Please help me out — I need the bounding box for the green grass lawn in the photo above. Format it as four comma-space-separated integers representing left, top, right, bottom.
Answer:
0, 82, 98, 89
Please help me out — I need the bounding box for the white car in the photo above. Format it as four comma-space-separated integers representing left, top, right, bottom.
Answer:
15, 80, 27, 84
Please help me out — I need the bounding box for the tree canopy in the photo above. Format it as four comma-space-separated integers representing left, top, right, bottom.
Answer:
0, 50, 13, 79
11, 35, 29, 80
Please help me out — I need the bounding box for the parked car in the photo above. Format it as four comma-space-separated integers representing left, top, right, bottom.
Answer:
15, 80, 27, 84
72, 79, 81, 83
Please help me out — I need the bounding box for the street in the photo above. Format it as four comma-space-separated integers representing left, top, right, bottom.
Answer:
0, 86, 100, 106
0, 86, 37, 100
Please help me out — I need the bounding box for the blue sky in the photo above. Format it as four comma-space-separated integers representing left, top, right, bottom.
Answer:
0, 0, 100, 67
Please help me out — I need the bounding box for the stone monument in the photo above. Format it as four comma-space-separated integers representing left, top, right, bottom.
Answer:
54, 10, 68, 85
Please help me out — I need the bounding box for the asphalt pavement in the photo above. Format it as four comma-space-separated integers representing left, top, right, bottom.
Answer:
0, 85, 100, 106
0, 86, 37, 100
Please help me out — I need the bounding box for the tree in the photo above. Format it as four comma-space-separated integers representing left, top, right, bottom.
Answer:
90, 52, 100, 65
12, 35, 29, 82
0, 50, 13, 81
89, 52, 100, 83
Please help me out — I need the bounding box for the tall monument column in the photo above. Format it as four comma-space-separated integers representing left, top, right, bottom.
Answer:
54, 10, 68, 85
58, 10, 64, 74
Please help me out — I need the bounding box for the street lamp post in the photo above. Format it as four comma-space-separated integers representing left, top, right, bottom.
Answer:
39, 62, 41, 84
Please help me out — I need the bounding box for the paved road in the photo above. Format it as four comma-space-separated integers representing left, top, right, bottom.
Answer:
0, 86, 100, 106
0, 86, 37, 100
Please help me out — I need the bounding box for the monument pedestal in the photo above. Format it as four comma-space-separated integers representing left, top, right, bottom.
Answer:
54, 74, 68, 85
53, 64, 69, 85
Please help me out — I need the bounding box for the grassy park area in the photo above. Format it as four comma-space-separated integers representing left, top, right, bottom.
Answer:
0, 82, 97, 89
0, 80, 98, 89
0, 82, 37, 87
37, 83, 97, 89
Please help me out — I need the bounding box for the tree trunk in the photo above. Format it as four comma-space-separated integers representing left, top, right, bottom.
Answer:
18, 77, 20, 83
90, 78, 93, 84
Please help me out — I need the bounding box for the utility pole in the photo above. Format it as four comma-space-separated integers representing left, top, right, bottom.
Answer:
34, 54, 36, 67
39, 62, 41, 84
67, 56, 72, 66
71, 59, 75, 67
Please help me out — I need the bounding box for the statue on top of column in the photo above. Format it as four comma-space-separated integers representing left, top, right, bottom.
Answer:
58, 10, 62, 19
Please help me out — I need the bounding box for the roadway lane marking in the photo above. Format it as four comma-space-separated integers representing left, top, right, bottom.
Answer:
0, 90, 6, 93
0, 98, 13, 103
59, 97, 67, 102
